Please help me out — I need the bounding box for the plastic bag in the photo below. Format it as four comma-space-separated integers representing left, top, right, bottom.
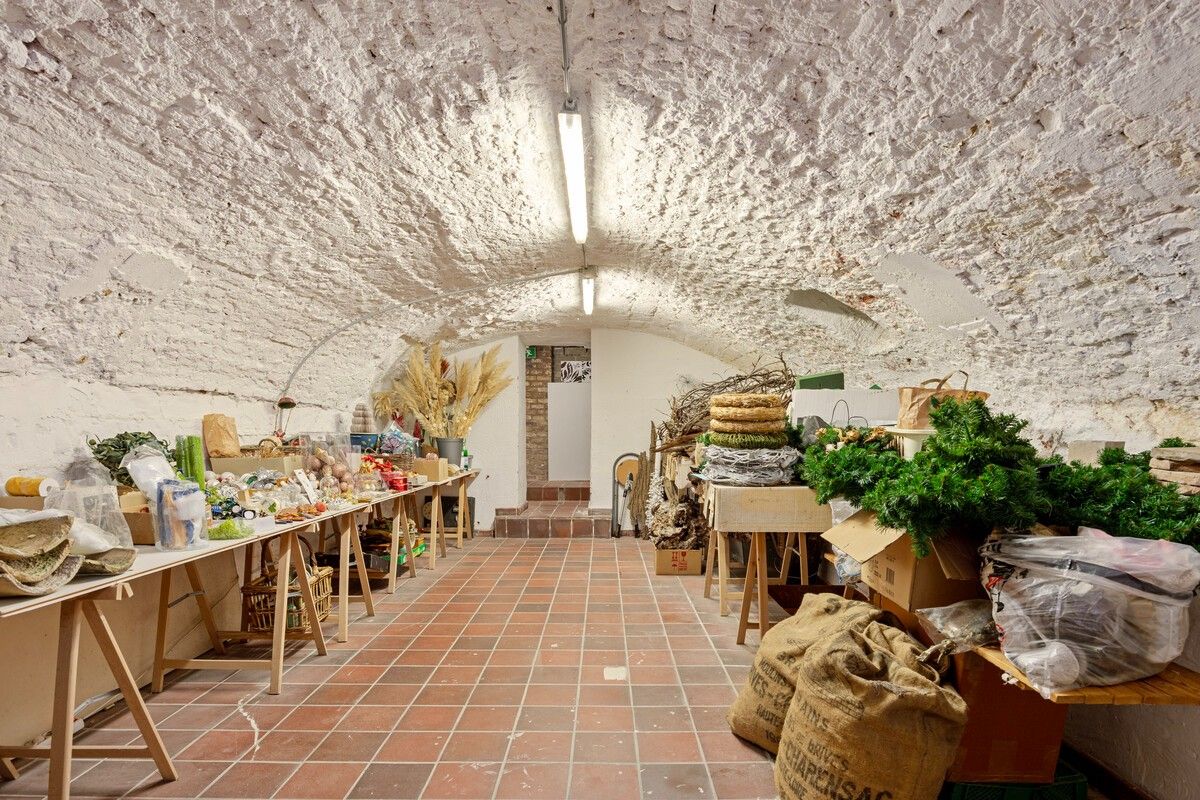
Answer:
42, 452, 133, 554
916, 599, 999, 667
120, 445, 176, 498
154, 480, 208, 550
980, 530, 1200, 698
379, 422, 419, 455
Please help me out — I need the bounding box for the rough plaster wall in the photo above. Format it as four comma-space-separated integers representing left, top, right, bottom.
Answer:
3, 0, 1197, 448
3, 2, 1200, 793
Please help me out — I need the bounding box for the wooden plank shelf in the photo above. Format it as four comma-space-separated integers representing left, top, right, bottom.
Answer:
973, 647, 1200, 705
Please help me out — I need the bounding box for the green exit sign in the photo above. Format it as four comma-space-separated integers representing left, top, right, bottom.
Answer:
525, 346, 537, 359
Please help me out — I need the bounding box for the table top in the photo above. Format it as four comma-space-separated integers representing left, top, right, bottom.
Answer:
0, 471, 477, 619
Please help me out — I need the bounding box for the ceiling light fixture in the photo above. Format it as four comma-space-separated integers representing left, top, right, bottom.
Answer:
580, 265, 596, 315
558, 108, 588, 244
555, 0, 587, 245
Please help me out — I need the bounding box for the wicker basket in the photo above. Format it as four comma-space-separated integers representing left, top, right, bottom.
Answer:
381, 451, 415, 471
241, 537, 332, 634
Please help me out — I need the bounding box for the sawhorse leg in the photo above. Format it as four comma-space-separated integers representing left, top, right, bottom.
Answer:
336, 514, 377, 643
0, 585, 177, 800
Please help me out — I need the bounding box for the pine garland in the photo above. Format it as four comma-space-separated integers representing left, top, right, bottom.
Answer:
803, 397, 1200, 555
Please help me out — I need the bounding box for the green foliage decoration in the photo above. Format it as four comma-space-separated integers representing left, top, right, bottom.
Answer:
87, 431, 177, 487
804, 397, 1200, 555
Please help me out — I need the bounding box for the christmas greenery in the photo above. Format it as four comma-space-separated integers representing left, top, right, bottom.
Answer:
1041, 454, 1200, 547
802, 397, 1200, 555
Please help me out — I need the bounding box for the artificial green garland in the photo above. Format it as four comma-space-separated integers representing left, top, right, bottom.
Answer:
804, 398, 1200, 555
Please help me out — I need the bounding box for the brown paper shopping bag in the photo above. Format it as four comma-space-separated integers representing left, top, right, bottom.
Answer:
896, 371, 988, 429
202, 413, 241, 458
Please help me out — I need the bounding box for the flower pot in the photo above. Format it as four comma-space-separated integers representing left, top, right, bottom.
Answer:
884, 427, 935, 460
435, 437, 464, 466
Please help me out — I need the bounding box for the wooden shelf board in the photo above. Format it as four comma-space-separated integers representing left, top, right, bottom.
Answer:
973, 646, 1200, 705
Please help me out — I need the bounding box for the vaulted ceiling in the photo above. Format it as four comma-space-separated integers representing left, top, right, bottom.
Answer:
2, 1, 1197, 436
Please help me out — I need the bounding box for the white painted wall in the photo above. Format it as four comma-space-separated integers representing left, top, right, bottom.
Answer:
447, 336, 525, 530
588, 328, 735, 519
1064, 591, 1200, 798
548, 382, 591, 481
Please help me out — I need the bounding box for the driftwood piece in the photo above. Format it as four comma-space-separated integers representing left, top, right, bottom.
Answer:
658, 355, 796, 443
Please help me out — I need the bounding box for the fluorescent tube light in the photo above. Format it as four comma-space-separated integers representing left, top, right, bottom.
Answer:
557, 109, 588, 244
581, 270, 595, 315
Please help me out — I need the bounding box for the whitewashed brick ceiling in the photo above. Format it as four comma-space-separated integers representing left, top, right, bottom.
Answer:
2, 1, 1196, 434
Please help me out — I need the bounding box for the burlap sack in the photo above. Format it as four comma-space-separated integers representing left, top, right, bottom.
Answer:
727, 595, 888, 753
776, 622, 967, 800
202, 413, 241, 458
896, 371, 989, 429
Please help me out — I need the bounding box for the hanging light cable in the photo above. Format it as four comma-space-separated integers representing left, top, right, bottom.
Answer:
556, 0, 588, 245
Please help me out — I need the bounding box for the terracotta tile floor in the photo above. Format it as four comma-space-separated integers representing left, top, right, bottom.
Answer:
1, 538, 776, 800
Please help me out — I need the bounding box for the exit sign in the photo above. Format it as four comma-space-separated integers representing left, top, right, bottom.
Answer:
525, 346, 537, 359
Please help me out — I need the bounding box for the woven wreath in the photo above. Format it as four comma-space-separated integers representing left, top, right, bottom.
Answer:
709, 392, 785, 409
710, 418, 787, 434
706, 432, 789, 449
709, 405, 788, 422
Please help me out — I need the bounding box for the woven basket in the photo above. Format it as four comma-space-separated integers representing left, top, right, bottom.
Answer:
381, 451, 415, 471
241, 537, 332, 634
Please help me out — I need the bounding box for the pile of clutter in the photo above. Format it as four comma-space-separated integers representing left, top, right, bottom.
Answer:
700, 392, 800, 485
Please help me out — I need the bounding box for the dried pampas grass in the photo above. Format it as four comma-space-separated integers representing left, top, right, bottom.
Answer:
372, 342, 513, 438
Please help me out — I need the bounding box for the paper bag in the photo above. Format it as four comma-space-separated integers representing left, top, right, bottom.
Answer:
202, 413, 241, 458
896, 372, 988, 429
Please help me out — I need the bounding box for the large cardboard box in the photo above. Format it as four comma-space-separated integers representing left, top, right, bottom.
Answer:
708, 485, 831, 533
655, 549, 703, 575
0, 494, 157, 546
822, 510, 982, 611
210, 455, 303, 475
410, 457, 449, 482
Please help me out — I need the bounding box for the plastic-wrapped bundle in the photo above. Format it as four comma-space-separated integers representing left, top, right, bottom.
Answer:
700, 445, 800, 486
981, 528, 1200, 698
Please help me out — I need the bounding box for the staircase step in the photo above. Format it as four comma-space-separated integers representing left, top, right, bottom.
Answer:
493, 510, 611, 539
526, 481, 590, 502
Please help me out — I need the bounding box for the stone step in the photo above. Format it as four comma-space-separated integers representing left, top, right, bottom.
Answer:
493, 514, 611, 538
526, 480, 590, 502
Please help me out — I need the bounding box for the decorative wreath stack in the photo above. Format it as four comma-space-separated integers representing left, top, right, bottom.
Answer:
701, 393, 800, 486
707, 393, 789, 449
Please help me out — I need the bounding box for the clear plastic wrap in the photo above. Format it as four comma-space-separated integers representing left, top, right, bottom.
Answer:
916, 599, 1000, 667
154, 480, 208, 550
43, 452, 133, 553
981, 530, 1200, 698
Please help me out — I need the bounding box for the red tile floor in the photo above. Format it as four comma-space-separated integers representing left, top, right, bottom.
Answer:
1, 538, 776, 800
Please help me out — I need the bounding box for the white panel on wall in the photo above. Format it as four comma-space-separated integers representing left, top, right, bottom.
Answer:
548, 382, 591, 481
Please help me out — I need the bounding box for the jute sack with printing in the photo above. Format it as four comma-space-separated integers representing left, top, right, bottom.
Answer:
895, 371, 989, 429
775, 622, 968, 800
727, 594, 889, 753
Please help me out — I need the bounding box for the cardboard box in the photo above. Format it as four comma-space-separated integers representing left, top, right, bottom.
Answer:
1067, 440, 1124, 466
822, 510, 982, 611
708, 485, 831, 533
655, 549, 703, 575
210, 455, 303, 476
0, 494, 157, 546
410, 457, 449, 482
